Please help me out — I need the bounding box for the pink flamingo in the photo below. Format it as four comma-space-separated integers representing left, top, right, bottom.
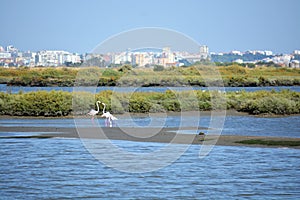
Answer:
87, 101, 101, 121
100, 102, 118, 127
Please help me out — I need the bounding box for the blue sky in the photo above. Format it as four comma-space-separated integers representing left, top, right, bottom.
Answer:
1, 0, 299, 54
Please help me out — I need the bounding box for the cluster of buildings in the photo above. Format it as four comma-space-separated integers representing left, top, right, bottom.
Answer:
98, 45, 209, 68
211, 50, 300, 68
0, 44, 299, 68
0, 44, 210, 68
110, 47, 177, 67
0, 45, 82, 67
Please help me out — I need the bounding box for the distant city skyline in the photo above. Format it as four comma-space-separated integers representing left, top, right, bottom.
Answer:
1, 0, 300, 54
2, 42, 299, 68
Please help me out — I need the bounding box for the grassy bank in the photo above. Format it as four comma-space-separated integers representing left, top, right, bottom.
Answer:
0, 89, 299, 117
1, 65, 300, 87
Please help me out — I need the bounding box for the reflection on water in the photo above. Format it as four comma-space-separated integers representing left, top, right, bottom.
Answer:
1, 115, 299, 138
0, 138, 299, 199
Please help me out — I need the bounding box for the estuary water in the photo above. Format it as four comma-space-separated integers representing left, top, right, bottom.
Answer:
0, 138, 299, 199
1, 84, 300, 93
1, 84, 300, 199
0, 115, 300, 199
1, 114, 299, 138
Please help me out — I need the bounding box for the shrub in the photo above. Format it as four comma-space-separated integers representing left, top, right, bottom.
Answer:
129, 95, 151, 113
118, 65, 132, 73
238, 96, 299, 115
153, 65, 165, 72
72, 92, 95, 115
2, 91, 72, 116
0, 89, 299, 116
102, 69, 120, 77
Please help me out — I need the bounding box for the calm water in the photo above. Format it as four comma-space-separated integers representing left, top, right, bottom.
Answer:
0, 115, 300, 199
1, 84, 300, 199
1, 84, 300, 93
0, 138, 299, 199
1, 115, 299, 138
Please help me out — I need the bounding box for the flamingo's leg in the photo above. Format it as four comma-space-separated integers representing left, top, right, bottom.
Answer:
108, 118, 112, 127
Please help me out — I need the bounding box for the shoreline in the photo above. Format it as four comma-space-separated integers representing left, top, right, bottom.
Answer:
3, 83, 300, 87
1, 126, 300, 149
0, 110, 299, 119
0, 110, 240, 119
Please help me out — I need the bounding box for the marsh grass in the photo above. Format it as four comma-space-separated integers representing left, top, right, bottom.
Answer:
1, 65, 299, 87
0, 89, 299, 116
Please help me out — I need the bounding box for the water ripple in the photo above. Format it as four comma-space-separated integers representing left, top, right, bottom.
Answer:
0, 138, 299, 199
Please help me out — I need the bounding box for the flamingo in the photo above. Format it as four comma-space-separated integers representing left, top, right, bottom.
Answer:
101, 102, 118, 127
87, 101, 101, 121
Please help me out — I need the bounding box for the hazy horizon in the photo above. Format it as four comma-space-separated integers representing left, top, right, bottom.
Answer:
1, 0, 299, 54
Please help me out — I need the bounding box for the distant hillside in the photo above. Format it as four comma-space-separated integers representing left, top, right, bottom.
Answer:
211, 53, 272, 63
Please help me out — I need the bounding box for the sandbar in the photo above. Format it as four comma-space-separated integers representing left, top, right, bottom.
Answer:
1, 126, 299, 149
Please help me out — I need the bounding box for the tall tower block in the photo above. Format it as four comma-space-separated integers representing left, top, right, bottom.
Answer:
199, 45, 209, 60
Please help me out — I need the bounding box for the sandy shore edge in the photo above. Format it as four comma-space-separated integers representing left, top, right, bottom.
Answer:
1, 126, 299, 149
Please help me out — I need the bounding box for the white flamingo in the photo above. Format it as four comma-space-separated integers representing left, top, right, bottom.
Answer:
87, 101, 101, 121
101, 102, 118, 127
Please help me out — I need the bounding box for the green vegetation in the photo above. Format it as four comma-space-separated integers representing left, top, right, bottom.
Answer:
0, 65, 299, 87
153, 65, 165, 71
1, 67, 78, 86
236, 139, 300, 147
0, 90, 72, 116
226, 89, 300, 115
0, 89, 299, 117
0, 65, 299, 117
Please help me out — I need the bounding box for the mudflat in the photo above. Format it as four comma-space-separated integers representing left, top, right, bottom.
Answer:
1, 126, 299, 149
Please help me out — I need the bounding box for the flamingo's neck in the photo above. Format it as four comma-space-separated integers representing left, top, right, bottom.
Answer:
102, 104, 106, 114
96, 102, 100, 112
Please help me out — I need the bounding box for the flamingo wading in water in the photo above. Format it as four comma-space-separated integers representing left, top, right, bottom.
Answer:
87, 101, 101, 121
101, 102, 118, 127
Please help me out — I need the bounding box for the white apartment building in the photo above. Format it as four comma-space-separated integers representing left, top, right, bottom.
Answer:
0, 52, 11, 59
293, 50, 300, 55
6, 45, 18, 52
199, 45, 209, 59
35, 50, 81, 66
264, 51, 273, 56
271, 55, 292, 66
230, 50, 242, 55
289, 60, 300, 68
